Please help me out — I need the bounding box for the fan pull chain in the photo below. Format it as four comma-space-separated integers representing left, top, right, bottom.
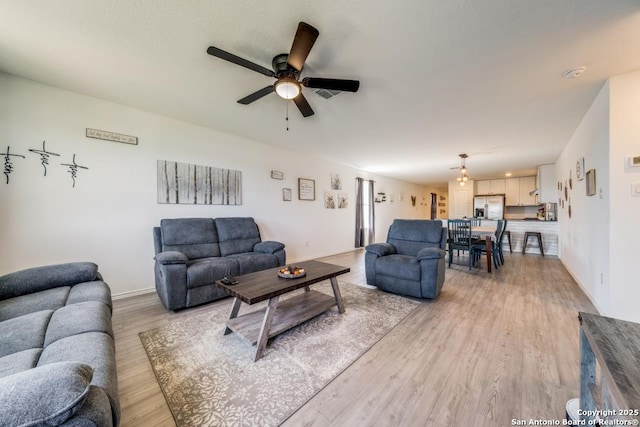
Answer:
286, 100, 289, 131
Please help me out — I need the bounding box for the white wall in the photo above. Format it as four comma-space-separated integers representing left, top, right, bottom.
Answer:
556, 82, 610, 315
556, 69, 640, 323
608, 71, 640, 323
0, 73, 433, 296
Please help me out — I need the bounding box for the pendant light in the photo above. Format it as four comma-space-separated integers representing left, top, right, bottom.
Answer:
456, 153, 469, 186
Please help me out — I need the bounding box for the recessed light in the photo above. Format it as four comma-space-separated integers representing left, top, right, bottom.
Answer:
505, 172, 512, 177
562, 66, 586, 79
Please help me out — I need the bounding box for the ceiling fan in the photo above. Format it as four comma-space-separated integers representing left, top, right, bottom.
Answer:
206, 21, 360, 117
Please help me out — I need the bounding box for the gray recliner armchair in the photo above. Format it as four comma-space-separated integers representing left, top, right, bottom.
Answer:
365, 219, 447, 299
153, 217, 286, 310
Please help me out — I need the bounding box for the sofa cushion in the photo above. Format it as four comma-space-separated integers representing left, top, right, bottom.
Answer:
39, 332, 119, 425
0, 287, 69, 322
0, 361, 94, 427
67, 281, 113, 313
186, 258, 238, 289
44, 301, 114, 347
161, 218, 221, 259
216, 217, 261, 256
375, 255, 421, 281
0, 262, 98, 300
0, 349, 42, 379
0, 310, 54, 358
225, 253, 280, 275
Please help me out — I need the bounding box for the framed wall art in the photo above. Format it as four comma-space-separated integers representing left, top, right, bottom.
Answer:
298, 178, 315, 201
271, 170, 283, 180
282, 188, 292, 201
576, 157, 585, 181
586, 169, 596, 196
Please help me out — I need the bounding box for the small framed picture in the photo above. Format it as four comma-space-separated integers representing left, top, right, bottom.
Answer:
586, 169, 596, 196
282, 188, 292, 201
271, 170, 283, 180
298, 178, 315, 201
576, 157, 585, 181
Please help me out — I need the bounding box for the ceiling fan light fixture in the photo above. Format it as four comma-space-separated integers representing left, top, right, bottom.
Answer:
274, 79, 301, 99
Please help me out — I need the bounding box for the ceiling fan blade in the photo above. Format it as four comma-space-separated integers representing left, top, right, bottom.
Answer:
287, 22, 319, 72
302, 77, 360, 92
292, 93, 315, 117
207, 46, 275, 77
237, 86, 275, 104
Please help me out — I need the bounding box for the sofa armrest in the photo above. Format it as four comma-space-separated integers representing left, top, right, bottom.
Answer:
417, 247, 445, 261
254, 241, 285, 254
154, 251, 189, 265
365, 243, 396, 257
0, 262, 99, 300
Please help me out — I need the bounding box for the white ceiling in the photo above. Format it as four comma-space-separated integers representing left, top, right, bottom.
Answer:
2, 1, 640, 188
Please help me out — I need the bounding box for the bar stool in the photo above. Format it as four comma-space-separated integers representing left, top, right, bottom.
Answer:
522, 231, 544, 256
503, 230, 512, 253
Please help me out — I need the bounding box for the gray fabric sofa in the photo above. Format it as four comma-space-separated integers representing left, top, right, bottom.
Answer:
0, 262, 119, 426
365, 219, 447, 299
153, 217, 286, 310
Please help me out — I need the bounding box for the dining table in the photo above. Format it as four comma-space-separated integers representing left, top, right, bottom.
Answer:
471, 225, 499, 273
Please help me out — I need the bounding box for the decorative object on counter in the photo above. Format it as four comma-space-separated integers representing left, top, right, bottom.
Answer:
586, 169, 596, 196
576, 157, 585, 180
298, 178, 315, 200
86, 127, 138, 145
282, 188, 292, 201
271, 170, 283, 180
157, 160, 242, 205
455, 153, 470, 186
330, 173, 342, 190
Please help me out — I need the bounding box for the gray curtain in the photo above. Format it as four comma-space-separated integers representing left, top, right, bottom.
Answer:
355, 178, 375, 247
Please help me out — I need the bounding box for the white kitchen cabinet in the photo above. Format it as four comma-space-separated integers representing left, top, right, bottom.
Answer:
505, 176, 537, 206
490, 179, 506, 194
537, 164, 556, 203
476, 179, 506, 195
519, 176, 537, 205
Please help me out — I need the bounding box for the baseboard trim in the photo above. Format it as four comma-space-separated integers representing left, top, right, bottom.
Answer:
112, 287, 155, 300
559, 257, 606, 316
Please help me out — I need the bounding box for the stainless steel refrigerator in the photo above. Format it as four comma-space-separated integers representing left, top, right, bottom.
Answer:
473, 195, 505, 220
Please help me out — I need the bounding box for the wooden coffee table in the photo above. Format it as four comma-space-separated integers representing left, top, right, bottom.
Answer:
214, 260, 350, 361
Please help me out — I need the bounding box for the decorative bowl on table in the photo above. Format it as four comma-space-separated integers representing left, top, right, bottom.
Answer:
278, 265, 306, 279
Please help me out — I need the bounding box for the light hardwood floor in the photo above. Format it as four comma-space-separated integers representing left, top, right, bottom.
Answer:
113, 250, 596, 426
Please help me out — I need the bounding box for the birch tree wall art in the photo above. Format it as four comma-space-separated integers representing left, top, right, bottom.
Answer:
157, 160, 242, 205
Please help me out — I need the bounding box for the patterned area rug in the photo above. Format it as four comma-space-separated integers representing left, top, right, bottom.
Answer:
139, 282, 420, 427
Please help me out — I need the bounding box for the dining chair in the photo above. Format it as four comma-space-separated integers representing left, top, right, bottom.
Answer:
469, 218, 482, 239
497, 220, 508, 265
447, 219, 476, 270
472, 219, 503, 270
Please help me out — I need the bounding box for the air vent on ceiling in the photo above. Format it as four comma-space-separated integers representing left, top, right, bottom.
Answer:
314, 88, 342, 99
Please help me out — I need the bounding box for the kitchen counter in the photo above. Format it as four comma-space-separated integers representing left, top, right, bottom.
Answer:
443, 219, 559, 256
488, 219, 558, 256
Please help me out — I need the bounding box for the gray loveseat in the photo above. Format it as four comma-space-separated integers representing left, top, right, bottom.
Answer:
365, 219, 447, 299
153, 217, 286, 310
0, 262, 119, 426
